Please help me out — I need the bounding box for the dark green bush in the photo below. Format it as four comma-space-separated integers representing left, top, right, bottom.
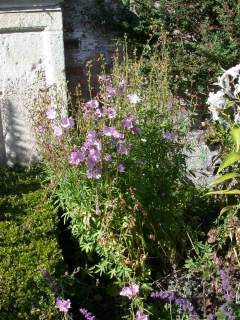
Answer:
0, 167, 64, 320
101, 0, 240, 107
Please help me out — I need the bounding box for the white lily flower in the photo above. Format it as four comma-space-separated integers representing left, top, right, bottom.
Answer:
208, 105, 220, 121
217, 64, 240, 98
206, 90, 226, 109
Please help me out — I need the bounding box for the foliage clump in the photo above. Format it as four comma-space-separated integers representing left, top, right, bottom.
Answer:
0, 166, 64, 320
100, 0, 240, 108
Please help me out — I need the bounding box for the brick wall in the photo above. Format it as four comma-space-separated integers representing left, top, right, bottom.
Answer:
62, 0, 122, 93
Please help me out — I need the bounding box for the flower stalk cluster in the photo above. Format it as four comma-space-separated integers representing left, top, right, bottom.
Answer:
150, 290, 199, 320
66, 76, 141, 179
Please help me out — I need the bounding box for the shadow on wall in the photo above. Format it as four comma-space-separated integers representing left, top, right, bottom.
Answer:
0, 106, 6, 165
1, 99, 38, 167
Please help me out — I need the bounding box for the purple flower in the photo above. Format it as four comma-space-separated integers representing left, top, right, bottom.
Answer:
82, 100, 99, 117
86, 167, 101, 179
151, 291, 199, 320
105, 107, 117, 119
175, 298, 194, 313
104, 154, 112, 162
163, 131, 176, 141
86, 148, 101, 169
175, 298, 198, 320
117, 163, 125, 173
127, 93, 141, 104
53, 126, 63, 137
61, 116, 75, 129
220, 269, 233, 302
120, 284, 139, 299
87, 130, 98, 142
103, 126, 124, 139
69, 150, 84, 166
136, 310, 149, 320
79, 308, 96, 320
56, 297, 71, 314
106, 86, 117, 98
117, 141, 131, 155
220, 303, 236, 320
150, 290, 177, 302
46, 107, 57, 120
95, 108, 104, 118
207, 314, 216, 320
85, 99, 99, 109
83, 131, 102, 152
122, 116, 135, 130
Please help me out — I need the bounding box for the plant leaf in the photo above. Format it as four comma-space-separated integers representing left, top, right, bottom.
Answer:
207, 189, 240, 195
218, 152, 240, 173
210, 172, 240, 186
219, 205, 238, 217
231, 127, 240, 151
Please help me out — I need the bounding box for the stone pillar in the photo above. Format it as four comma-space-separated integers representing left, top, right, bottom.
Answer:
0, 0, 66, 166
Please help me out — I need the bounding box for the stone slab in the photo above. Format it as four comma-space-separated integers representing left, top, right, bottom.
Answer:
0, 1, 63, 9
0, 7, 66, 166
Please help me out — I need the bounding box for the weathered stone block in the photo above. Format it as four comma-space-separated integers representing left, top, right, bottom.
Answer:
0, 3, 65, 166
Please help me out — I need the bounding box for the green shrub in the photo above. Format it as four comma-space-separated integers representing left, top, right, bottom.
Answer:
100, 0, 240, 106
32, 45, 207, 290
0, 167, 64, 320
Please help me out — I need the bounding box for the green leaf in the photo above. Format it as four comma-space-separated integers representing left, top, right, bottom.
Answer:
210, 172, 240, 186
218, 152, 240, 173
219, 205, 238, 217
231, 127, 240, 151
207, 189, 240, 195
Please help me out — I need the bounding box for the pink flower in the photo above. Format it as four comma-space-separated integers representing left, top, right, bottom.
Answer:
56, 297, 71, 314
86, 167, 101, 179
61, 116, 75, 129
106, 86, 117, 98
120, 283, 139, 299
53, 126, 63, 137
86, 147, 101, 169
85, 99, 99, 109
103, 126, 124, 139
46, 107, 57, 120
69, 150, 84, 166
122, 116, 135, 130
136, 310, 149, 320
